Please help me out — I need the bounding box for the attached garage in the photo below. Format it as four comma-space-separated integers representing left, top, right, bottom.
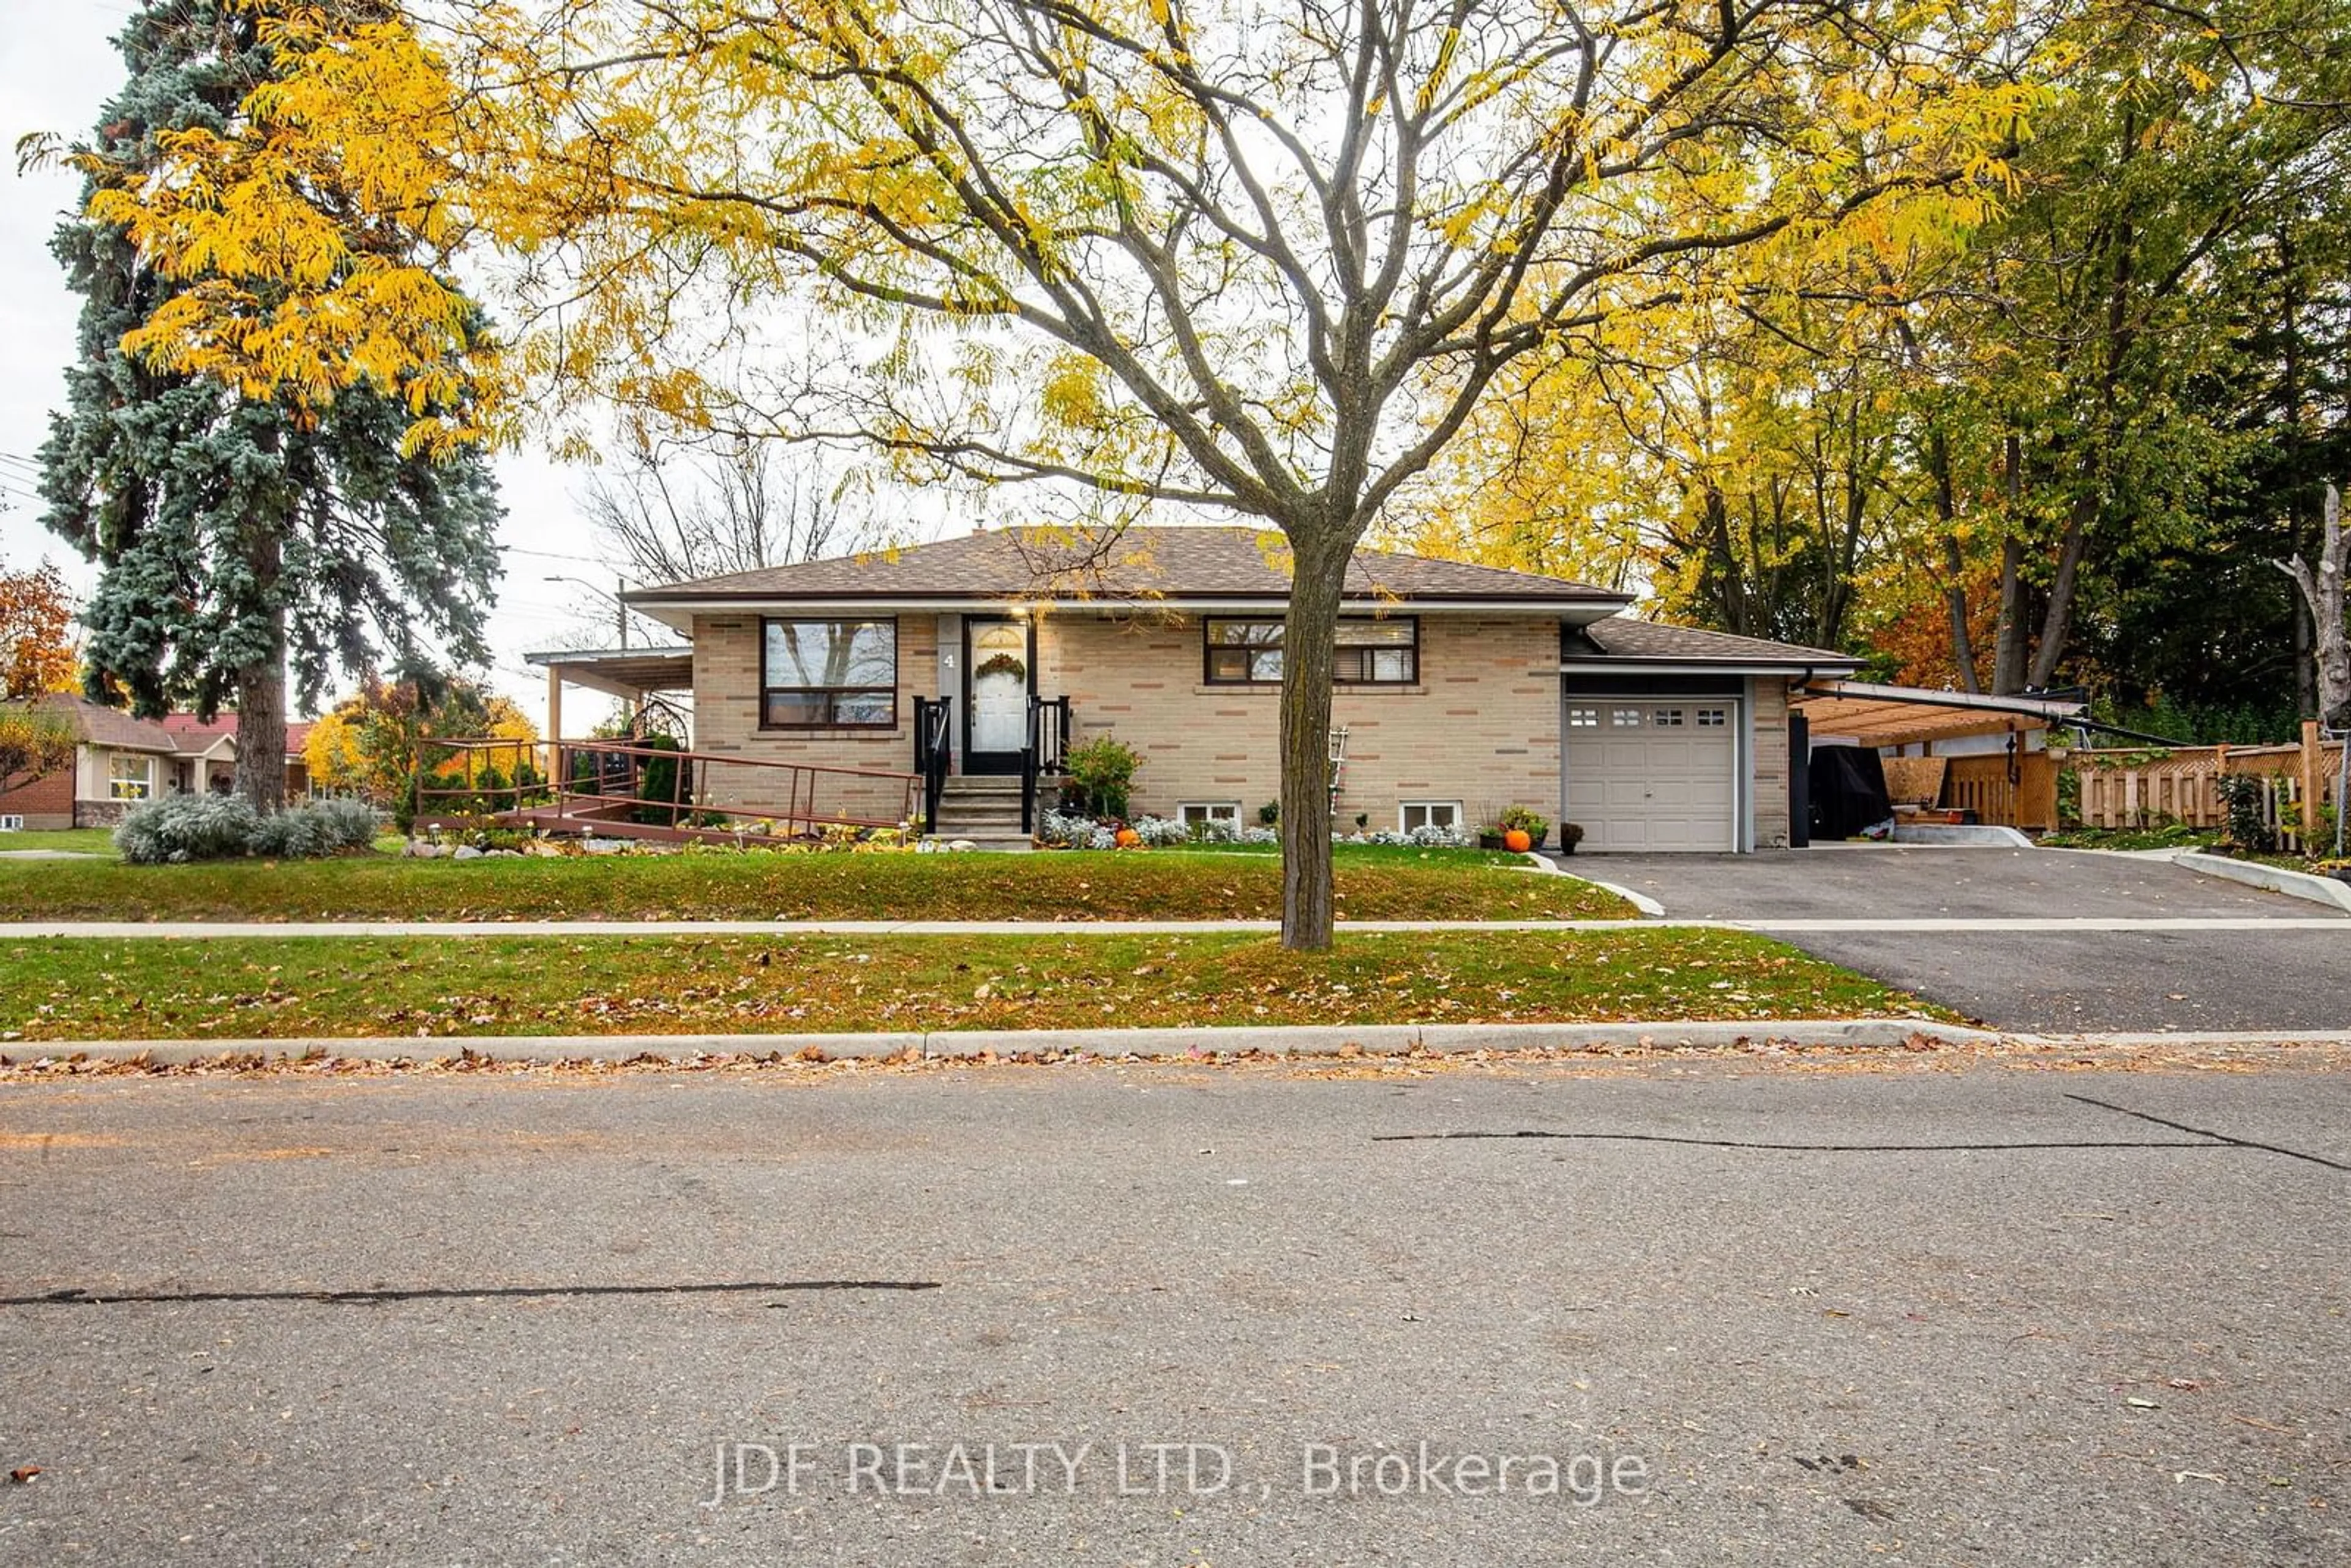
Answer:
1560, 619, 1862, 853
1564, 699, 1739, 850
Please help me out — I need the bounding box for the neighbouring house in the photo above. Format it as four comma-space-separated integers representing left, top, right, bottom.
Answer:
0, 695, 183, 830
0, 696, 315, 830
157, 712, 314, 803
527, 526, 1869, 852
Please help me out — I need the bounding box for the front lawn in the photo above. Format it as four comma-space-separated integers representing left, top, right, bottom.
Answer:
0, 828, 118, 857
0, 844, 1633, 923
0, 930, 1940, 1042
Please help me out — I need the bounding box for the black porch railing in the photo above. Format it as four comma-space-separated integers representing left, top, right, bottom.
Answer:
912, 695, 953, 832
1023, 694, 1071, 834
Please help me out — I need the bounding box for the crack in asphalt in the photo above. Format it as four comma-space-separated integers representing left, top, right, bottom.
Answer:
0, 1279, 943, 1308
2063, 1093, 2351, 1172
1370, 1130, 2227, 1153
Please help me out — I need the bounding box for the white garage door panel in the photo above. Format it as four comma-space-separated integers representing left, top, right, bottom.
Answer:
1564, 701, 1738, 852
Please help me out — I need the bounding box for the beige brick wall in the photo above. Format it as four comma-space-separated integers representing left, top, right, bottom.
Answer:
1751, 677, 1791, 849
682, 609, 1798, 846
1036, 612, 1561, 831
690, 615, 936, 825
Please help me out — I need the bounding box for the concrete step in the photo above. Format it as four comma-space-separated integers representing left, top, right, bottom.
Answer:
934, 805, 1027, 825
942, 778, 1026, 795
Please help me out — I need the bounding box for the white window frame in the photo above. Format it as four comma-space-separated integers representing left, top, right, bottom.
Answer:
108, 753, 155, 801
1398, 800, 1462, 834
1610, 707, 1645, 728
1567, 705, 1600, 729
1177, 801, 1242, 830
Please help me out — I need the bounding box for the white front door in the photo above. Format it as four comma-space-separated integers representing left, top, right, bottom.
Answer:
966, 618, 1030, 768
1565, 700, 1739, 851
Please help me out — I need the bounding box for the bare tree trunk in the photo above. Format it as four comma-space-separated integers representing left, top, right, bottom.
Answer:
2028, 492, 2097, 690
1993, 539, 2031, 695
1278, 530, 1347, 951
1927, 430, 1979, 692
1991, 435, 2031, 694
233, 528, 290, 812
2275, 484, 2349, 732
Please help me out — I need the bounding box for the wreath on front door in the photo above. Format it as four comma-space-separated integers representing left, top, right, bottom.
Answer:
975, 652, 1027, 682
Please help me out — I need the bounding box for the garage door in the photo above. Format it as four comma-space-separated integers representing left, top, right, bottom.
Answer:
1564, 700, 1738, 851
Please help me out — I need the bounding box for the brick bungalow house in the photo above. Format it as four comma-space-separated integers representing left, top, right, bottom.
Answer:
590, 527, 1859, 852
0, 696, 182, 830
0, 696, 314, 830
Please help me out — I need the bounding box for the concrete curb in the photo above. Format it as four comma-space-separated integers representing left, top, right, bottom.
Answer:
1534, 854, 1668, 918
1891, 823, 2035, 847
0, 1018, 2014, 1068
2175, 850, 2351, 914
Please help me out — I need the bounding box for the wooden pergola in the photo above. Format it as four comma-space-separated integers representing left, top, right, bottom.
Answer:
1790, 681, 2085, 749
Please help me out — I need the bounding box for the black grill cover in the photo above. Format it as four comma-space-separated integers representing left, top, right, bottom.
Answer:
1807, 745, 1893, 841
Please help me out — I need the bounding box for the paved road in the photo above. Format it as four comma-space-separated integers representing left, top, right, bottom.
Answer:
2, 1063, 2347, 1565
1589, 847, 2351, 1032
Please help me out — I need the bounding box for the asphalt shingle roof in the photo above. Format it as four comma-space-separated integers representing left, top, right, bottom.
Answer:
1575, 618, 1860, 667
23, 694, 182, 753
629, 525, 1630, 607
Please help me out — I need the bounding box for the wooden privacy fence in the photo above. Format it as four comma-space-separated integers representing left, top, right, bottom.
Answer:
1943, 752, 2061, 830
2066, 724, 2345, 852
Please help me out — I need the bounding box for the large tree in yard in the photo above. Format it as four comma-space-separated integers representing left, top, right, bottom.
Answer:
96, 0, 2046, 945
29, 0, 502, 811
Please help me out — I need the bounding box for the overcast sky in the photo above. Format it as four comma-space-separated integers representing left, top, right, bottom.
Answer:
0, 6, 964, 733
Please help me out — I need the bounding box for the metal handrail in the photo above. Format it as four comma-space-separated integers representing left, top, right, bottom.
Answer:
1022, 695, 1071, 834
912, 696, 953, 833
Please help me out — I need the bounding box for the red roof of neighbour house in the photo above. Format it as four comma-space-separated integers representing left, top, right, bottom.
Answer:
159, 713, 313, 759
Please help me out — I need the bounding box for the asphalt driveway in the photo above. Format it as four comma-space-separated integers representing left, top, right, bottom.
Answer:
1585, 846, 2351, 1034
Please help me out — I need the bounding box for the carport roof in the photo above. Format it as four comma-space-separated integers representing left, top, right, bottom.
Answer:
1791, 680, 2085, 746
524, 646, 697, 700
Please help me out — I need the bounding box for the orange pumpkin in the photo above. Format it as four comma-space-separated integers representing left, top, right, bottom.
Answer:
1114, 827, 1141, 848
1502, 828, 1532, 852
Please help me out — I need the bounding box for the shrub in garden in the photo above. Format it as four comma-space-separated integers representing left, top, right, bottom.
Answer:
116, 793, 261, 863
634, 734, 692, 826
1038, 808, 1117, 849
117, 794, 382, 863
250, 798, 382, 858
1498, 805, 1550, 847
1064, 733, 1142, 819
2214, 773, 2276, 853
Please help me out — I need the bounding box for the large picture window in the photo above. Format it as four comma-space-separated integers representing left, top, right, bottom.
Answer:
108, 753, 154, 800
1203, 617, 1417, 685
761, 618, 898, 729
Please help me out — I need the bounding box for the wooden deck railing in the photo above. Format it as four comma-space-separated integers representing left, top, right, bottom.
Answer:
416, 737, 921, 841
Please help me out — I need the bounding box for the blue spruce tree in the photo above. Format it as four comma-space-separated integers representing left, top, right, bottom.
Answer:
36, 0, 501, 809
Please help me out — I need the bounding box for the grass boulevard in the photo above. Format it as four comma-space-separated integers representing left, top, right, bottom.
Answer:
0, 841, 1633, 924
0, 929, 1941, 1044
0, 842, 1954, 1046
